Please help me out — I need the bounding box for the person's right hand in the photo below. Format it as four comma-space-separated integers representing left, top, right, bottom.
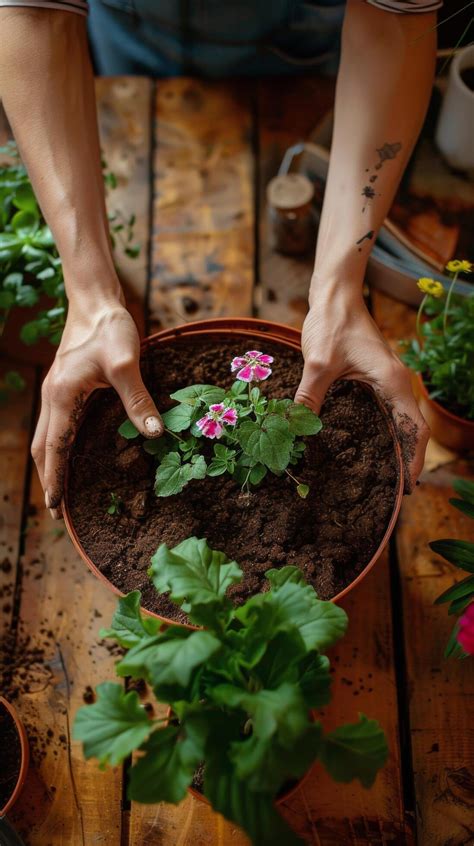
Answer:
31, 301, 164, 519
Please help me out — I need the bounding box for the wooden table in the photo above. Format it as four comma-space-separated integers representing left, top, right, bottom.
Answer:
1, 76, 473, 846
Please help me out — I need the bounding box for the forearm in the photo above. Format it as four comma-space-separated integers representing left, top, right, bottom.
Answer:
311, 0, 436, 304
0, 9, 121, 311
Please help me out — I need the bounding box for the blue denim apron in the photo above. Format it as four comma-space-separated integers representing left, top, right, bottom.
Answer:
88, 0, 345, 77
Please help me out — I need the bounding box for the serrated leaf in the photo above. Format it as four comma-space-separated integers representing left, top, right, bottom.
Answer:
148, 537, 242, 625
129, 718, 208, 804
286, 403, 322, 436
118, 419, 139, 439
148, 630, 221, 697
238, 415, 293, 474
169, 384, 226, 407
319, 714, 388, 788
162, 403, 195, 433
154, 452, 206, 497
99, 591, 160, 647
73, 682, 152, 767
430, 539, 474, 573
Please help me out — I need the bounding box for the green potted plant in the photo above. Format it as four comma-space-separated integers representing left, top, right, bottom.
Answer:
432, 478, 474, 657
74, 537, 388, 846
401, 261, 474, 451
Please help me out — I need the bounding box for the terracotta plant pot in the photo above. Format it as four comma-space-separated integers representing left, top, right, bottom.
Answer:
63, 318, 404, 625
0, 697, 29, 817
412, 373, 474, 452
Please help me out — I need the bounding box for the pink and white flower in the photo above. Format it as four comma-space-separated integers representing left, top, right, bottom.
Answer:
231, 350, 274, 383
457, 602, 474, 655
196, 403, 238, 439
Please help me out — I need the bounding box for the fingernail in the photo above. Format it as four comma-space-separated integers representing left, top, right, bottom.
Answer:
145, 416, 162, 436
45, 491, 51, 509
49, 508, 61, 521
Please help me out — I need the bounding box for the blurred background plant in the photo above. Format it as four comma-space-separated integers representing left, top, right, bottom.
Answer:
401, 262, 474, 420
0, 141, 139, 399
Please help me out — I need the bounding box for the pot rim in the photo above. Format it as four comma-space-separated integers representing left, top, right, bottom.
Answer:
0, 696, 29, 817
416, 372, 474, 429
63, 317, 404, 628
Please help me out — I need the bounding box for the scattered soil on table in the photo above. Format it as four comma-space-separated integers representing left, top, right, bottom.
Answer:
67, 337, 399, 624
0, 702, 21, 810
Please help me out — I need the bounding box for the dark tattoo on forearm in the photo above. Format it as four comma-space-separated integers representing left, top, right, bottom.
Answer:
355, 140, 402, 245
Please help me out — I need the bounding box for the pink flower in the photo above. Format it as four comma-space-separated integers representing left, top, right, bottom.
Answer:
457, 603, 474, 655
231, 350, 274, 383
196, 403, 238, 439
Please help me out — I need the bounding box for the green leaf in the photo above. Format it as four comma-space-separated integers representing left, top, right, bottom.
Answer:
118, 419, 139, 439
445, 622, 463, 658
449, 499, 474, 520
73, 682, 152, 767
319, 714, 388, 788
147, 630, 221, 697
16, 284, 39, 307
162, 403, 195, 433
11, 209, 39, 238
4, 370, 26, 392
154, 452, 206, 497
12, 182, 37, 213
434, 574, 474, 606
148, 536, 242, 626
169, 384, 226, 407
297, 652, 332, 708
205, 755, 304, 846
129, 719, 207, 804
249, 462, 267, 486
99, 591, 160, 648
0, 290, 15, 309
3, 272, 23, 289
238, 415, 294, 474
286, 403, 322, 436
297, 484, 309, 499
452, 478, 474, 506
429, 540, 474, 573
207, 444, 236, 477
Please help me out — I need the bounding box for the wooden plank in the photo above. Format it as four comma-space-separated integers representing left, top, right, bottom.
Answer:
396, 464, 474, 846
95, 76, 153, 337
148, 78, 254, 331
0, 361, 35, 640
257, 78, 407, 842
257, 77, 335, 328
7, 471, 123, 845
372, 291, 474, 845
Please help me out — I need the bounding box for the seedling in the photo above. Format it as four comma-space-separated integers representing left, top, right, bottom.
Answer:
74, 537, 388, 845
107, 492, 123, 516
118, 349, 322, 498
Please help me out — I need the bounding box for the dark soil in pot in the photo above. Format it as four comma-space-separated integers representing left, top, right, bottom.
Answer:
0, 702, 21, 810
67, 336, 399, 624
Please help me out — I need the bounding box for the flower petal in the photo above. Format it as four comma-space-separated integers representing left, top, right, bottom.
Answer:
236, 364, 254, 382
222, 408, 238, 424
252, 364, 272, 381
256, 353, 274, 364
196, 416, 209, 431
231, 356, 248, 372
209, 403, 225, 413
245, 350, 262, 359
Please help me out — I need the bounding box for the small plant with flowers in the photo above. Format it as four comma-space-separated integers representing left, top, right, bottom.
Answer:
401, 260, 474, 420
118, 349, 322, 499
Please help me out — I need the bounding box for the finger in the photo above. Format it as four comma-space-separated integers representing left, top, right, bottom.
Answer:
31, 382, 51, 492
43, 399, 79, 518
376, 364, 430, 493
110, 360, 164, 438
294, 359, 336, 415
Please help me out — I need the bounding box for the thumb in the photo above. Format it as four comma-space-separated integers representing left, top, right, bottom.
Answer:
294, 359, 335, 416
110, 361, 164, 438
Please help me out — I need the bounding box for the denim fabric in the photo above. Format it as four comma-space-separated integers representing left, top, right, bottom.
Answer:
88, 0, 345, 77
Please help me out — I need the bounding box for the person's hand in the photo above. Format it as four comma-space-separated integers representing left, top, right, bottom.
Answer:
32, 302, 164, 518
294, 290, 429, 492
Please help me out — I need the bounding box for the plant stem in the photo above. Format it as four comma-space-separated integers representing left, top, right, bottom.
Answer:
416, 294, 427, 342
443, 271, 458, 336
164, 428, 181, 441
285, 468, 300, 486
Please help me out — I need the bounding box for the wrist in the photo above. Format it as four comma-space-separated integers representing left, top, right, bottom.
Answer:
308, 270, 365, 311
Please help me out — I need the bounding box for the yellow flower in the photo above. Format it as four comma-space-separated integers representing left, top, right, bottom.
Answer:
417, 277, 444, 298
446, 259, 473, 273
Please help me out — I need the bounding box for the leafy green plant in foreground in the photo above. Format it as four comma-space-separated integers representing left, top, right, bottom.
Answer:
119, 349, 322, 498
74, 537, 388, 846
432, 478, 474, 658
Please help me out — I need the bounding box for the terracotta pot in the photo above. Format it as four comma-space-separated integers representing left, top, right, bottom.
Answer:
63, 317, 404, 626
0, 697, 29, 817
412, 373, 474, 452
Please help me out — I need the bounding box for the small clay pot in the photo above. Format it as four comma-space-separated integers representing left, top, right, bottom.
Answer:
0, 697, 29, 817
63, 317, 404, 626
412, 373, 474, 452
